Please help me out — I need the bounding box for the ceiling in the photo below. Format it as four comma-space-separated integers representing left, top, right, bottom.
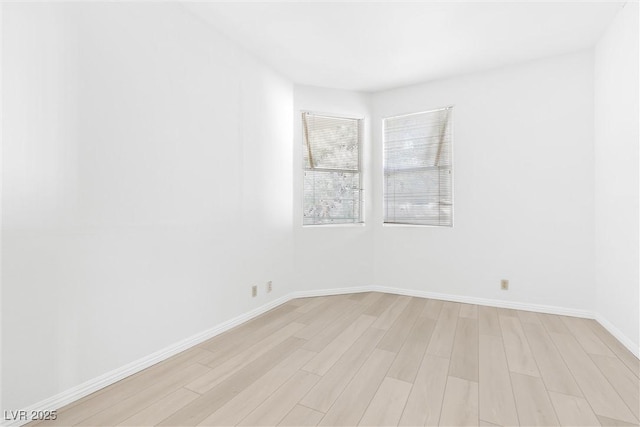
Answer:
186, 1, 624, 92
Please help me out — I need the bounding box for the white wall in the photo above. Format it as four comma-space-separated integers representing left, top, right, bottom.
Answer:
3, 1, 636, 415
370, 52, 596, 312
293, 86, 374, 291
594, 1, 639, 353
1, 2, 294, 411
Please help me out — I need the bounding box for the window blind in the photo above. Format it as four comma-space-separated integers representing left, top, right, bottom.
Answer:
303, 112, 362, 225
383, 107, 453, 226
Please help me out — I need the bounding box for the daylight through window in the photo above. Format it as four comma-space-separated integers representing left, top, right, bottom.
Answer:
383, 107, 453, 226
303, 112, 362, 225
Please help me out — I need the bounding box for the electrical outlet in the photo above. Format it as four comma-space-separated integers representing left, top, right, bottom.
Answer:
251, 285, 257, 297
266, 281, 272, 293
501, 279, 509, 290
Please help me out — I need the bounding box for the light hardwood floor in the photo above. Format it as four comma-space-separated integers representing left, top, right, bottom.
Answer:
35, 293, 639, 426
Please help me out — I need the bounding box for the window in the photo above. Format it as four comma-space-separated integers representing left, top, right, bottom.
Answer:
302, 112, 362, 225
383, 107, 453, 226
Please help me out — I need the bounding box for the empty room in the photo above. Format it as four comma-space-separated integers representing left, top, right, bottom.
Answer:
1, 1, 638, 426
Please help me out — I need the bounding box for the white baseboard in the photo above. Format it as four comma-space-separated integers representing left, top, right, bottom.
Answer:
291, 285, 372, 299
9, 285, 638, 426
3, 295, 291, 427
594, 313, 640, 358
371, 286, 638, 356
370, 285, 595, 318
292, 285, 636, 355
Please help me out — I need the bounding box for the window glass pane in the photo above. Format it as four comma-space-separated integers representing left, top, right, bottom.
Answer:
384, 168, 452, 225
383, 108, 452, 226
384, 110, 452, 169
303, 115, 359, 170
303, 170, 361, 225
303, 113, 362, 225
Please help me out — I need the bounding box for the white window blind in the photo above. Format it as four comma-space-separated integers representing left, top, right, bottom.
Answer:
303, 112, 362, 225
383, 107, 453, 226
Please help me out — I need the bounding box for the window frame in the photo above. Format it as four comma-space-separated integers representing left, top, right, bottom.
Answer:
382, 106, 454, 228
301, 110, 365, 227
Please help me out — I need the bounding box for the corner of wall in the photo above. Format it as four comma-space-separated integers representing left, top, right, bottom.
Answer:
593, 0, 640, 356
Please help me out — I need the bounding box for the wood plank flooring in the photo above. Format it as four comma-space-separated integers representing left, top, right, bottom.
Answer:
35, 293, 640, 426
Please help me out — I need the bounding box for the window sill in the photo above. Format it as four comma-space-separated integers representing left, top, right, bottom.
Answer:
302, 223, 366, 228
383, 223, 453, 228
